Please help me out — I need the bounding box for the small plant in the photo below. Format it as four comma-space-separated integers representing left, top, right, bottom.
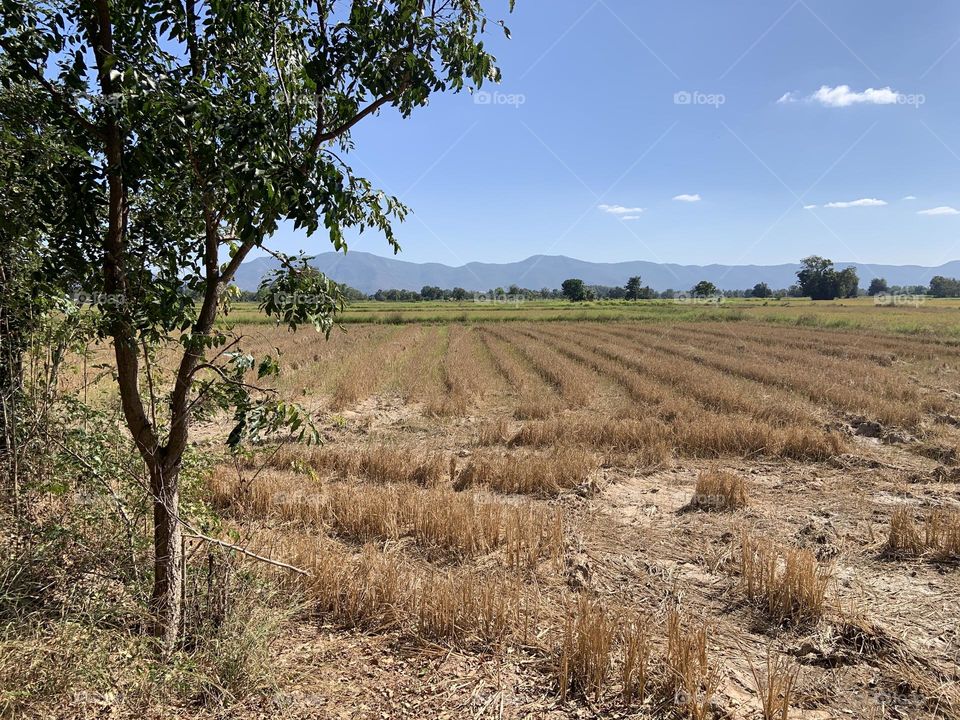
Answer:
748, 647, 799, 720
665, 610, 722, 720
556, 597, 615, 703
885, 507, 924, 556
886, 507, 960, 559
688, 470, 748, 511
740, 532, 832, 624
621, 614, 652, 706
456, 447, 597, 496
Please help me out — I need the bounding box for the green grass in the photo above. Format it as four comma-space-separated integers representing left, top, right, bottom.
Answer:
220, 296, 960, 336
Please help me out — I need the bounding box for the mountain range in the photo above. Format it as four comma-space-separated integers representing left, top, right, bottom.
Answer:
233, 252, 960, 294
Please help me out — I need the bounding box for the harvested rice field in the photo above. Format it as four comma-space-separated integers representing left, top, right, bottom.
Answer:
185, 316, 960, 719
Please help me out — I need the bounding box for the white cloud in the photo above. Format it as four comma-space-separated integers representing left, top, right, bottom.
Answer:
902, 195, 917, 200
812, 85, 900, 107
803, 204, 817, 210
824, 198, 887, 208
599, 204, 645, 216
918, 206, 960, 216
673, 193, 701, 202
778, 85, 903, 108
621, 215, 643, 221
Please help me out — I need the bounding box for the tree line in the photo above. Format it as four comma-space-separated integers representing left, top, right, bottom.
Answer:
233, 259, 960, 303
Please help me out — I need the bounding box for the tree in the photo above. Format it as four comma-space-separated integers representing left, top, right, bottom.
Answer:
750, 282, 772, 299
692, 280, 719, 297
835, 267, 859, 298
796, 256, 835, 300
929, 276, 960, 298
1, 0, 507, 645
420, 285, 445, 301
867, 278, 889, 296
624, 276, 643, 300
561, 278, 588, 302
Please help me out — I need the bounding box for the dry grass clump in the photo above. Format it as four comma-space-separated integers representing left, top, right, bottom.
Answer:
508, 416, 671, 464
456, 447, 598, 496
665, 610, 722, 720
886, 507, 925, 556
500, 412, 841, 463
556, 597, 616, 702
476, 417, 512, 445
886, 506, 960, 559
740, 533, 832, 625
248, 443, 449, 487
673, 416, 844, 461
269, 444, 449, 487
687, 470, 748, 511
211, 474, 563, 567
620, 614, 652, 707
274, 535, 538, 648
749, 649, 799, 720
514, 393, 563, 420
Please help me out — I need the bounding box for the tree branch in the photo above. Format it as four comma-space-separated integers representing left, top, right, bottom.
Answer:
305, 91, 399, 158
184, 532, 309, 576
0, 38, 105, 141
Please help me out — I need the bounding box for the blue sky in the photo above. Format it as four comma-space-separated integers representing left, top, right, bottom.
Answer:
268, 0, 960, 268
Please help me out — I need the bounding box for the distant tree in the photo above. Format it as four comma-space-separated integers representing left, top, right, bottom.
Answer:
692, 280, 719, 297
624, 276, 644, 300
835, 267, 860, 298
607, 286, 627, 299
450, 287, 468, 301
561, 278, 588, 302
751, 282, 773, 299
930, 276, 960, 297
867, 278, 889, 296
420, 285, 445, 301
796, 256, 836, 300
339, 284, 368, 302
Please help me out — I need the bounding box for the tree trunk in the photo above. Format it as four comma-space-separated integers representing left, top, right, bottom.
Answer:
0, 251, 22, 515
148, 453, 183, 647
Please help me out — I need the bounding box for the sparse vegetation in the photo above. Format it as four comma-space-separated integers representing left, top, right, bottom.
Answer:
886, 507, 960, 560
688, 470, 748, 511
7, 304, 960, 718
740, 533, 833, 624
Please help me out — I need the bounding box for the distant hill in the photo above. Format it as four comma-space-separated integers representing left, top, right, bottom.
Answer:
233, 251, 960, 294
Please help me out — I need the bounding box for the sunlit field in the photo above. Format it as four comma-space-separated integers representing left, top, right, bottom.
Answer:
224, 296, 960, 335
156, 303, 960, 718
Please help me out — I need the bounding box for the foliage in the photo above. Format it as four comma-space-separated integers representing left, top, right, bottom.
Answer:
929, 275, 960, 298
796, 256, 859, 300
750, 282, 773, 299
1, 0, 512, 639
561, 278, 588, 302
867, 277, 889, 296
692, 280, 719, 297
